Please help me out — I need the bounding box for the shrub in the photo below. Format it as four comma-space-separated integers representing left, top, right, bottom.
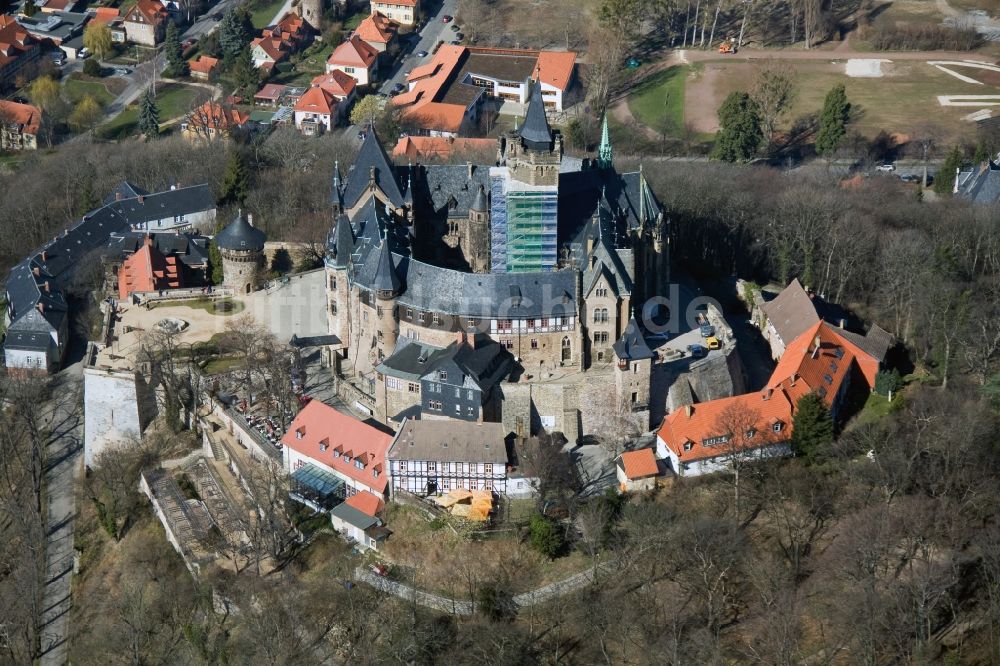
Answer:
528, 512, 564, 559
864, 20, 981, 52
83, 58, 102, 77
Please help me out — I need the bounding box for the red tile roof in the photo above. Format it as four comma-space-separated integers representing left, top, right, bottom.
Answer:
535, 50, 576, 91
345, 490, 384, 517
355, 11, 397, 44
188, 54, 219, 75
392, 136, 494, 160
328, 35, 378, 68
381, 0, 416, 5
280, 400, 393, 494
251, 36, 288, 62
294, 85, 337, 115
0, 100, 42, 136
400, 101, 468, 133
117, 238, 181, 299
254, 82, 286, 101
90, 7, 120, 24
619, 448, 659, 480
126, 0, 167, 24
186, 101, 249, 130
311, 70, 356, 98
0, 16, 37, 69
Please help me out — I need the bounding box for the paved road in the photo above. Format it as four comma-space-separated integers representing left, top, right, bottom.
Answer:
38, 364, 85, 666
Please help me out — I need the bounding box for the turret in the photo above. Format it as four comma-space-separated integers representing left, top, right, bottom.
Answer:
372, 235, 401, 359
214, 210, 267, 294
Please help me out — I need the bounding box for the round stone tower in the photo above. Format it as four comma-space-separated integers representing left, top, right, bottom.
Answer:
215, 212, 267, 295
300, 0, 323, 32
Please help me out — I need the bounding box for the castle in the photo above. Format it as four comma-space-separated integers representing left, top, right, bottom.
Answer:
325, 87, 669, 426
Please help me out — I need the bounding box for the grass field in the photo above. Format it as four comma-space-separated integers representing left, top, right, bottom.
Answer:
63, 77, 116, 106
251, 0, 285, 29
99, 83, 202, 139
627, 66, 688, 137
685, 59, 989, 144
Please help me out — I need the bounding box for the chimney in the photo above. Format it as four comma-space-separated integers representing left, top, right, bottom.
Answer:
32, 267, 40, 277
466, 326, 478, 349
684, 404, 693, 417
116, 191, 123, 201
248, 213, 254, 227
456, 329, 467, 347
467, 162, 473, 179
812, 335, 821, 358
839, 318, 846, 329
138, 195, 145, 204
36, 302, 44, 313
43, 281, 50, 293
40, 250, 46, 262
762, 388, 773, 401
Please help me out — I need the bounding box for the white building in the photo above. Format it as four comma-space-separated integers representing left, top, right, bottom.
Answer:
84, 366, 144, 468
386, 418, 509, 497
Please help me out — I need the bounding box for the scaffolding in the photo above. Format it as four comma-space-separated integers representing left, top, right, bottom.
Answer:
490, 174, 508, 273
505, 190, 558, 272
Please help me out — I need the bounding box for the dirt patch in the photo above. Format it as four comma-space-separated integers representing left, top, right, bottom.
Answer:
685, 64, 724, 133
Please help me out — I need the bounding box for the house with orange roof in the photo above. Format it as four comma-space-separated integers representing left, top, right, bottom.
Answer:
369, 0, 418, 26
294, 85, 338, 135
392, 135, 494, 161
329, 491, 389, 550
656, 321, 881, 477
0, 100, 41, 150
250, 11, 312, 71
281, 399, 394, 506
90, 7, 127, 43
187, 54, 219, 81
616, 448, 660, 492
310, 70, 357, 108
326, 35, 378, 86
180, 101, 250, 142
534, 50, 577, 111
122, 0, 168, 46
355, 11, 397, 53
116, 236, 182, 299
0, 16, 40, 89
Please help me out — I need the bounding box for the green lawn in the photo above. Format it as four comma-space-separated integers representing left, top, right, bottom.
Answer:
251, 0, 285, 29
151, 297, 245, 315
343, 10, 366, 30
99, 83, 202, 139
63, 77, 116, 106
627, 66, 687, 137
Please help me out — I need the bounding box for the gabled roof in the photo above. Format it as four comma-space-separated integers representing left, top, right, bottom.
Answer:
327, 35, 378, 68
251, 36, 288, 62
188, 54, 219, 74
376, 338, 449, 381
294, 86, 337, 115
186, 101, 249, 130
519, 84, 552, 150
391, 136, 494, 160
342, 127, 404, 209
401, 101, 469, 134
613, 317, 653, 361
254, 82, 286, 101
355, 11, 397, 44
90, 6, 120, 24
768, 320, 855, 407
388, 418, 508, 464
311, 70, 356, 98
836, 324, 893, 365
125, 0, 166, 23
344, 490, 383, 517
761, 278, 820, 345
957, 160, 1000, 205
0, 100, 41, 135
618, 448, 659, 480
534, 50, 576, 91
330, 501, 380, 530
280, 399, 392, 493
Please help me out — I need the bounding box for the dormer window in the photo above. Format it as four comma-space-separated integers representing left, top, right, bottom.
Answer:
373, 469, 379, 478
773, 422, 783, 433
746, 429, 757, 439
295, 428, 304, 439
439, 371, 447, 381
334, 450, 341, 458
355, 459, 363, 469
319, 438, 328, 452
683, 441, 693, 452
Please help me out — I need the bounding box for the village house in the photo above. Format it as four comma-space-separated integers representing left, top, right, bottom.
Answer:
34, 0, 80, 14
293, 85, 338, 135
249, 12, 310, 71
0, 16, 40, 90
392, 135, 494, 161
369, 0, 417, 25
281, 399, 393, 509
616, 448, 660, 492
181, 101, 250, 142
187, 54, 219, 81
89, 7, 127, 43
310, 70, 356, 119
329, 491, 387, 550
386, 418, 510, 497
122, 0, 168, 46
0, 99, 41, 150
656, 320, 881, 477
354, 11, 397, 54
326, 35, 378, 86
102, 232, 209, 299
17, 10, 88, 53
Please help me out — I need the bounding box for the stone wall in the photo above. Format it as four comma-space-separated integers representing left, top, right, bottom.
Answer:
501, 381, 580, 444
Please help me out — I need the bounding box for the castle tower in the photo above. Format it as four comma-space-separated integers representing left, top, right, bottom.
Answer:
326, 213, 354, 359
464, 185, 490, 273
300, 0, 322, 32
491, 85, 562, 273
372, 235, 401, 362
215, 211, 266, 295
613, 317, 654, 426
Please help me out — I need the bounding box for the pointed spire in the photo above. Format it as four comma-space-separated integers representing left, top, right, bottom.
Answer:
372, 235, 401, 296
403, 162, 413, 206
332, 160, 344, 209
598, 114, 613, 169
331, 213, 355, 268
471, 184, 488, 212
639, 163, 646, 224
519, 84, 552, 151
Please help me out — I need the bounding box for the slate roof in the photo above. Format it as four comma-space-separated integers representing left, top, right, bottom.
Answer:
613, 317, 653, 361
342, 128, 405, 209
956, 160, 1000, 205
376, 337, 449, 380
836, 324, 893, 364
103, 181, 148, 205
422, 338, 514, 391
388, 419, 508, 464
105, 232, 209, 268
761, 278, 820, 346
416, 163, 491, 218
519, 84, 552, 150
328, 213, 355, 267
470, 185, 488, 212
330, 501, 380, 530
558, 168, 664, 247
371, 238, 402, 294
214, 213, 266, 251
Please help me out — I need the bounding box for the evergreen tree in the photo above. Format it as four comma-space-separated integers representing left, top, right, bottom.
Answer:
790, 393, 834, 463
815, 83, 851, 158
164, 21, 188, 78
711, 91, 762, 163
23, 0, 37, 16
219, 7, 253, 64
934, 146, 963, 195
208, 240, 224, 284
219, 150, 250, 206
528, 513, 564, 559
137, 89, 160, 139
232, 46, 258, 103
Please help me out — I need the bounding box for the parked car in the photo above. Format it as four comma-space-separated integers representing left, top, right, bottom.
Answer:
416, 50, 428, 57
442, 15, 452, 22
12, 95, 29, 104
455, 33, 464, 40
450, 40, 461, 45
699, 323, 715, 338
899, 174, 920, 183
357, 131, 366, 141
78, 47, 90, 59
391, 82, 405, 94
687, 344, 707, 358
876, 162, 895, 172
48, 52, 65, 65
182, 38, 198, 50
705, 336, 721, 350
450, 24, 460, 31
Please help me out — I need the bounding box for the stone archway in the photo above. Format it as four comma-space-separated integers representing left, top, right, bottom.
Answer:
561, 336, 571, 363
